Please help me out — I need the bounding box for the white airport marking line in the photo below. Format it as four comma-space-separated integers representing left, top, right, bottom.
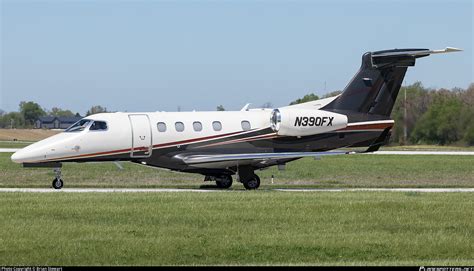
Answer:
273, 188, 474, 193
0, 188, 473, 193
0, 188, 226, 193
0, 148, 20, 153
372, 151, 474, 155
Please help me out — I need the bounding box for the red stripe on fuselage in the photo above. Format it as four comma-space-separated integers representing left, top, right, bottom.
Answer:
38, 123, 391, 163
196, 133, 277, 148
152, 130, 247, 149
39, 130, 251, 162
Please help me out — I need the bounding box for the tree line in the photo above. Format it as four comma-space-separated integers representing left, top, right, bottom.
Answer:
2, 82, 472, 145
391, 82, 474, 146
0, 103, 108, 129
289, 82, 474, 146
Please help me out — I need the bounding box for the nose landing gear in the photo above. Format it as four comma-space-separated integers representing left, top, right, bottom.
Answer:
52, 168, 64, 189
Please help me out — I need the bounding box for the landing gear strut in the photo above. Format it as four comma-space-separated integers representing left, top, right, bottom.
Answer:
238, 166, 260, 190
52, 168, 64, 189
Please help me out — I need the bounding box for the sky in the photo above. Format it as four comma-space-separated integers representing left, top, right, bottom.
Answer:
0, 0, 472, 114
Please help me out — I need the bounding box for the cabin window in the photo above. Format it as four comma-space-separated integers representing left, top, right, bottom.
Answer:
193, 121, 203, 132
90, 121, 108, 131
175, 122, 185, 132
212, 121, 222, 131
241, 120, 251, 131
65, 119, 92, 132
157, 122, 167, 132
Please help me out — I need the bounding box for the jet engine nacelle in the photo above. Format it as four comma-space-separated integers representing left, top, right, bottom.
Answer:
270, 108, 348, 136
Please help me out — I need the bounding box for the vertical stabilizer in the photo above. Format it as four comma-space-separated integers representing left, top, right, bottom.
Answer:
322, 47, 462, 118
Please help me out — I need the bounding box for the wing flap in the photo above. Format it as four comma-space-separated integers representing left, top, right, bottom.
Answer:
178, 151, 351, 165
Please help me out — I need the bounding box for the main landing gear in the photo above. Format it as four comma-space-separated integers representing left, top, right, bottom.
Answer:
215, 175, 233, 189
52, 168, 64, 189
242, 174, 260, 190
238, 166, 260, 190
204, 167, 261, 190
205, 175, 233, 189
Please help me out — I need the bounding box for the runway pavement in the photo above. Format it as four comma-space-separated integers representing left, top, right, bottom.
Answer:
0, 188, 473, 193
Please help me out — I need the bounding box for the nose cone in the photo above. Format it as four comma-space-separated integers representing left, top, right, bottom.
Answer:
11, 149, 30, 164
10, 140, 53, 164
10, 140, 49, 164
10, 132, 83, 164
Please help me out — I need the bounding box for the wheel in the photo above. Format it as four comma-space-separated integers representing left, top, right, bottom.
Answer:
215, 175, 233, 189
52, 178, 63, 189
243, 174, 260, 190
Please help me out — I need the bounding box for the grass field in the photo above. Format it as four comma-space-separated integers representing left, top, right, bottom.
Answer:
0, 129, 58, 141
0, 191, 472, 266
1, 153, 473, 189
1, 142, 473, 266
381, 145, 474, 151
0, 140, 33, 148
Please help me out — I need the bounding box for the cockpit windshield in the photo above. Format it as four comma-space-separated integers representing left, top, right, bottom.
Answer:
65, 119, 92, 132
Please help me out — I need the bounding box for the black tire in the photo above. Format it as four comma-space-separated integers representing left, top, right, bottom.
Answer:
243, 175, 260, 190
52, 178, 63, 189
216, 175, 233, 189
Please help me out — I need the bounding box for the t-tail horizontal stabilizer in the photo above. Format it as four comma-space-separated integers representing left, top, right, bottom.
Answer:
371, 47, 463, 68
371, 47, 462, 58
322, 47, 462, 118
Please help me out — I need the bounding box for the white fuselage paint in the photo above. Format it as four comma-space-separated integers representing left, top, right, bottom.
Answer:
10, 110, 274, 163
10, 95, 392, 165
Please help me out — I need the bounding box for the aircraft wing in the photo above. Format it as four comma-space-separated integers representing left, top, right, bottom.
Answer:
178, 151, 351, 165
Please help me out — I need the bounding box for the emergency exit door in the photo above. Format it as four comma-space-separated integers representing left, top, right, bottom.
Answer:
129, 114, 152, 158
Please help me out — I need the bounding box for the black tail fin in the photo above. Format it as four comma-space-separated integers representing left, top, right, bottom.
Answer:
322, 47, 461, 118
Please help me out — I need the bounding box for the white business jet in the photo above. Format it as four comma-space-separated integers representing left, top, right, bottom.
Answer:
11, 47, 461, 189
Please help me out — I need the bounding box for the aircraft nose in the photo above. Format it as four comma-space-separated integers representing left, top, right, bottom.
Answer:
11, 145, 45, 164
11, 149, 27, 163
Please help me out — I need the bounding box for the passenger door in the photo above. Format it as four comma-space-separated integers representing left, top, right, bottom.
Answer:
128, 114, 152, 158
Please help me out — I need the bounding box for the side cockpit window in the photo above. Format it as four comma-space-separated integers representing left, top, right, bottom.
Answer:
65, 119, 92, 132
89, 121, 108, 131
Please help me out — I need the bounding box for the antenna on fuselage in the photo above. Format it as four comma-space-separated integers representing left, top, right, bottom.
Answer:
240, 103, 251, 111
